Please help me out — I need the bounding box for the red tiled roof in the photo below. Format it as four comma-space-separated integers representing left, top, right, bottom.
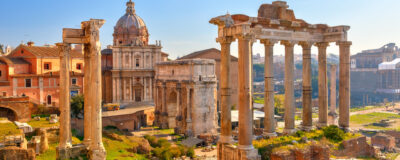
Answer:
10, 45, 83, 58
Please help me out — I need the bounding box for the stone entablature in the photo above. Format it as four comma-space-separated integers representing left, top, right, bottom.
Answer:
154, 59, 218, 136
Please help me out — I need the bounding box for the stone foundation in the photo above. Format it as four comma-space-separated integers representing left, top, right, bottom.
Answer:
371, 134, 396, 151
334, 136, 378, 158
56, 144, 87, 160
218, 143, 261, 160
0, 146, 35, 160
270, 144, 329, 160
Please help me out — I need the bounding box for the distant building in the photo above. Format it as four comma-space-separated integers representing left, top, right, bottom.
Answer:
178, 48, 239, 109
350, 43, 400, 106
0, 42, 84, 107
351, 43, 400, 69
101, 1, 168, 105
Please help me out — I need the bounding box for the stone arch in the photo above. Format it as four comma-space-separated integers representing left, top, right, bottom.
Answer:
0, 106, 18, 121
167, 90, 177, 128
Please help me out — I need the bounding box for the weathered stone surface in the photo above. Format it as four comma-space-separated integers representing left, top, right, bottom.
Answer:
38, 128, 48, 153
271, 150, 295, 160
155, 59, 218, 136
371, 134, 396, 151
0, 146, 35, 160
334, 136, 375, 158
56, 144, 87, 160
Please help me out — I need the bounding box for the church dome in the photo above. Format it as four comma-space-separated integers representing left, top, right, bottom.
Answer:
113, 0, 149, 46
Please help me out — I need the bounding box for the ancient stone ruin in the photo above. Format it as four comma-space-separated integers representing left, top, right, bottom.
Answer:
210, 1, 351, 159
56, 19, 106, 160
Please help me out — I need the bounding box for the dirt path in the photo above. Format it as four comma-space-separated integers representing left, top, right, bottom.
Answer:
350, 103, 400, 116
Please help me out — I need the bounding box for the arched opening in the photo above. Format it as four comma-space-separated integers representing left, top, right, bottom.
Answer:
47, 95, 52, 105
167, 91, 177, 128
0, 107, 16, 121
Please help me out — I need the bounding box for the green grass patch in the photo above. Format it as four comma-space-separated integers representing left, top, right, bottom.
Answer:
28, 118, 59, 128
350, 112, 400, 125
0, 122, 21, 140
350, 105, 384, 112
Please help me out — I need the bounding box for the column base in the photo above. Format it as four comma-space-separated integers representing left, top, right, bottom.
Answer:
316, 122, 328, 129
283, 128, 297, 135
300, 125, 313, 132
237, 145, 261, 160
340, 126, 351, 133
83, 140, 91, 149
262, 132, 277, 138
56, 144, 87, 160
88, 147, 106, 160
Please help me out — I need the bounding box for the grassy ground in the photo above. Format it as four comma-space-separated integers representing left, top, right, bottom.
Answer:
350, 105, 385, 112
0, 122, 21, 140
350, 112, 400, 130
27, 118, 59, 128
37, 131, 148, 160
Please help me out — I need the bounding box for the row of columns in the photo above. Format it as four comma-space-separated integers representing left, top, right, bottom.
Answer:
112, 77, 153, 103
217, 35, 352, 149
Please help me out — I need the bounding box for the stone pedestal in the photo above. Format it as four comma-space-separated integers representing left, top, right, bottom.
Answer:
237, 146, 260, 160
56, 144, 87, 160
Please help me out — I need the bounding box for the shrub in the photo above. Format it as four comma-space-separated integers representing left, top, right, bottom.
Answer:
144, 135, 158, 148
186, 147, 195, 158
322, 125, 345, 143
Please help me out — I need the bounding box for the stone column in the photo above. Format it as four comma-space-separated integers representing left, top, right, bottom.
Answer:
316, 42, 329, 128
328, 64, 338, 125
186, 87, 193, 136
83, 44, 92, 147
237, 34, 255, 150
282, 40, 296, 135
82, 19, 106, 159
161, 82, 168, 129
299, 42, 313, 131
260, 39, 277, 137
217, 36, 234, 143
57, 42, 72, 149
176, 85, 182, 132
338, 41, 352, 131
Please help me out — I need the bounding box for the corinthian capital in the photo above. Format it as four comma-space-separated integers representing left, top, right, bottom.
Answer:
280, 40, 297, 47
298, 41, 313, 49
336, 41, 352, 47
56, 43, 71, 57
315, 42, 330, 49
260, 39, 278, 46
216, 36, 234, 44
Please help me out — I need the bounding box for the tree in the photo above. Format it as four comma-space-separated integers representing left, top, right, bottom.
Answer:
0, 44, 4, 54
71, 94, 84, 118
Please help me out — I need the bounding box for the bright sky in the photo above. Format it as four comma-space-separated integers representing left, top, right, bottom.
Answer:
1, 0, 400, 59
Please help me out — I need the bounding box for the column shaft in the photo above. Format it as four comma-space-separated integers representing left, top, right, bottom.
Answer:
338, 41, 352, 130
317, 42, 329, 128
330, 65, 337, 113
57, 43, 72, 149
261, 40, 276, 136
217, 37, 233, 143
282, 41, 296, 134
300, 42, 312, 130
237, 35, 253, 148
186, 87, 192, 136
83, 44, 92, 147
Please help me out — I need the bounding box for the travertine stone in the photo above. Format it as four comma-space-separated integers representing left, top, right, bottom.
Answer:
217, 36, 234, 143
299, 41, 313, 131
82, 19, 106, 160
260, 39, 277, 137
328, 64, 338, 125
83, 43, 92, 147
237, 34, 254, 147
338, 41, 352, 130
281, 40, 296, 135
57, 43, 72, 149
316, 42, 329, 128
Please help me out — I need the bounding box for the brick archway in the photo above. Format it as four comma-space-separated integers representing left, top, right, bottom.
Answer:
0, 97, 33, 122
0, 106, 17, 121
